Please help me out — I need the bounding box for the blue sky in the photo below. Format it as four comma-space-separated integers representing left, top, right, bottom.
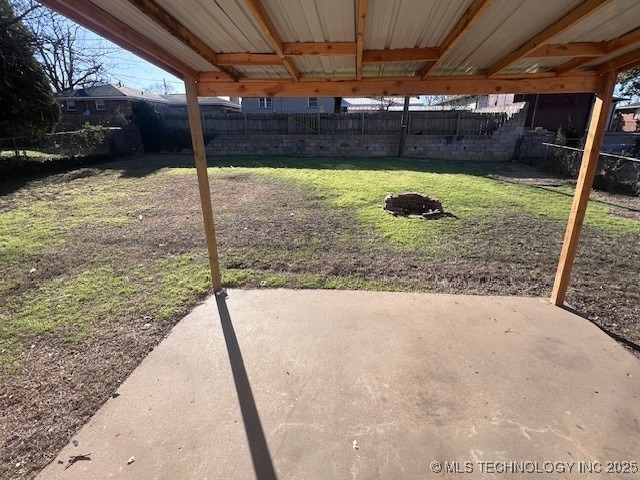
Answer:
81, 29, 186, 94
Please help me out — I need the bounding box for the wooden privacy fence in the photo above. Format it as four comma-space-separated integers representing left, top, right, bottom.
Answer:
160, 111, 511, 136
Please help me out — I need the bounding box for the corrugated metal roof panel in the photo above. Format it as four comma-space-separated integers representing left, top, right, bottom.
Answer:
155, 0, 273, 53
363, 61, 422, 77
503, 57, 571, 74
366, 0, 472, 49
293, 57, 355, 77
261, 0, 355, 42
90, 0, 219, 72
438, 0, 584, 74
232, 66, 290, 78
554, 2, 640, 43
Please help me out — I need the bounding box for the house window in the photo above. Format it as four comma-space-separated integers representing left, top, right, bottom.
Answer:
308, 97, 318, 108
66, 100, 76, 111
95, 99, 106, 111
259, 98, 272, 109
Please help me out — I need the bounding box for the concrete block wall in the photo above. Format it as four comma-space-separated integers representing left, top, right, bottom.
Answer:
206, 103, 529, 161
207, 134, 399, 157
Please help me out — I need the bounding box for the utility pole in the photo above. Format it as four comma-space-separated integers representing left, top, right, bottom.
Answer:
398, 96, 410, 157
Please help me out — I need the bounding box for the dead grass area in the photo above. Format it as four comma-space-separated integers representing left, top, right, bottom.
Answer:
0, 154, 638, 479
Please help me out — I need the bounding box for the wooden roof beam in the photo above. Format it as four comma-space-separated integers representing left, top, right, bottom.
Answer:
597, 46, 640, 73
197, 73, 600, 97
38, 0, 199, 79
218, 46, 438, 66
283, 42, 356, 56
488, 0, 614, 77
526, 42, 608, 58
125, 0, 237, 81
356, 0, 368, 80
243, 0, 299, 81
281, 43, 439, 62
607, 25, 640, 52
557, 26, 640, 76
363, 48, 439, 63
421, 0, 493, 79
555, 57, 599, 76
217, 53, 281, 66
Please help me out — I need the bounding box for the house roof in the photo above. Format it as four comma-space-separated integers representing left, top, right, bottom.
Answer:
615, 102, 640, 111
56, 84, 168, 103
55, 85, 240, 109
40, 0, 640, 98
161, 94, 240, 109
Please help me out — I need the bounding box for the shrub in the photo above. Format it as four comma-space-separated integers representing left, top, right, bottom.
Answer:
131, 100, 165, 152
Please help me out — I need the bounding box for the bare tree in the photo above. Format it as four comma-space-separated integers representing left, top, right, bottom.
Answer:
422, 95, 477, 110
145, 80, 175, 96
14, 1, 116, 92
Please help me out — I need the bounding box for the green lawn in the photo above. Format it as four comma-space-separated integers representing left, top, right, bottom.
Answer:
1, 154, 638, 480
2, 155, 639, 366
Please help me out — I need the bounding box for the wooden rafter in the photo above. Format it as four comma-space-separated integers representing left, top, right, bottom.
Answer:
597, 46, 640, 73
217, 53, 281, 66
420, 0, 493, 79
363, 48, 439, 63
488, 0, 614, 77
219, 45, 437, 65
243, 0, 299, 81
283, 42, 356, 56
526, 42, 608, 58
39, 0, 198, 79
356, 0, 368, 80
612, 57, 640, 73
608, 26, 640, 52
197, 73, 600, 97
555, 57, 596, 76
557, 26, 640, 76
126, 0, 237, 81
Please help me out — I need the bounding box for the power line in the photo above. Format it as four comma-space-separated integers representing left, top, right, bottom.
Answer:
110, 72, 183, 84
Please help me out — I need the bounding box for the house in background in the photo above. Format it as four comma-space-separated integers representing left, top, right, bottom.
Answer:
55, 84, 240, 130
611, 103, 640, 132
161, 94, 240, 113
476, 93, 595, 132
241, 97, 341, 113
341, 96, 426, 112
241, 96, 431, 114
476, 93, 627, 133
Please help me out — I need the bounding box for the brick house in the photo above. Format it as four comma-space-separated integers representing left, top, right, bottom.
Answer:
55, 84, 240, 130
611, 103, 640, 132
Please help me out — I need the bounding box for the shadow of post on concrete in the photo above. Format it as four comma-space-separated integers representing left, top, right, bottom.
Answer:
216, 293, 278, 480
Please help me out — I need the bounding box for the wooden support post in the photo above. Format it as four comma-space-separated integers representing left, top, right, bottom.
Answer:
185, 76, 223, 292
550, 71, 617, 306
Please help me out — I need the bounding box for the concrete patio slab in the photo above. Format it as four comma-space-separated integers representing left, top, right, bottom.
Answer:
37, 289, 640, 479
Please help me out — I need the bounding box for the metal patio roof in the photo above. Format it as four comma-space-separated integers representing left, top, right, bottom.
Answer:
39, 0, 640, 97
